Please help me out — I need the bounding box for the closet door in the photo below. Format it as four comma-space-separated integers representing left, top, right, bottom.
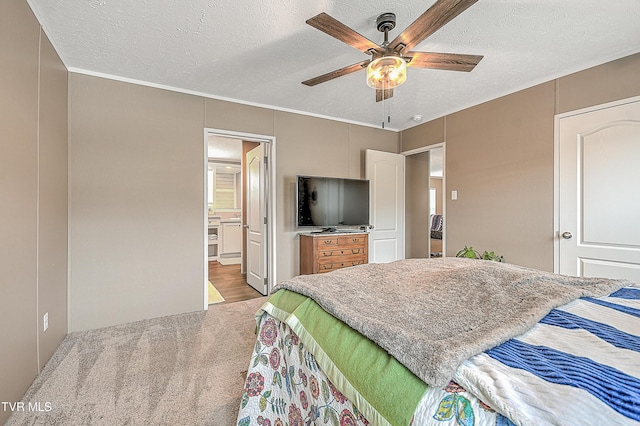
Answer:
557, 98, 640, 281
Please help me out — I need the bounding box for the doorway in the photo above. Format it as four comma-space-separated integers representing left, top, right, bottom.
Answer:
403, 143, 446, 259
428, 147, 444, 257
203, 128, 276, 309
555, 96, 640, 281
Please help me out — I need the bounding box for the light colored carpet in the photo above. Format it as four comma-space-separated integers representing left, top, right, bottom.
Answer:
6, 297, 267, 426
208, 281, 225, 305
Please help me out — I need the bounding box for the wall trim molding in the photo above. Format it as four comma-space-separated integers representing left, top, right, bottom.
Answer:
68, 68, 400, 133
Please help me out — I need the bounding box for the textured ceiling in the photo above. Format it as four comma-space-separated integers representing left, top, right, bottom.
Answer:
27, 0, 640, 131
207, 135, 242, 161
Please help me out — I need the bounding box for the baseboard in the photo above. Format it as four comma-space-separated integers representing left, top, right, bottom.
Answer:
218, 256, 241, 266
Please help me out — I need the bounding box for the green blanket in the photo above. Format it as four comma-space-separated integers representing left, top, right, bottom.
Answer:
260, 289, 428, 426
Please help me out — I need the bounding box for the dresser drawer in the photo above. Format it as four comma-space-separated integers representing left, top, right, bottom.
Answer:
300, 233, 369, 275
318, 258, 367, 273
314, 237, 341, 249
317, 246, 366, 258
337, 235, 367, 246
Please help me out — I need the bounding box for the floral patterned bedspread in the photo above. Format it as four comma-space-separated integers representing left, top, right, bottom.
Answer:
237, 312, 513, 426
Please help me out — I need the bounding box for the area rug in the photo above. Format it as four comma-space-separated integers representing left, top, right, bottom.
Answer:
6, 297, 267, 426
208, 281, 225, 305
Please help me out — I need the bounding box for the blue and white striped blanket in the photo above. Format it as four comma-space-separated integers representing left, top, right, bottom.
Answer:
454, 286, 640, 425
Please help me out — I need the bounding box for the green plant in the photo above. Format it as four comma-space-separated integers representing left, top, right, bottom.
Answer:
455, 246, 480, 259
456, 246, 504, 262
480, 251, 504, 262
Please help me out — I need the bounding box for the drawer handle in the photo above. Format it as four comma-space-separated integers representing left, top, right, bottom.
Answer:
351, 249, 361, 254
322, 251, 334, 256
323, 240, 334, 245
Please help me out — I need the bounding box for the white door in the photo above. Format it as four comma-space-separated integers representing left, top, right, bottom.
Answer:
557, 98, 640, 282
365, 149, 405, 263
246, 144, 267, 294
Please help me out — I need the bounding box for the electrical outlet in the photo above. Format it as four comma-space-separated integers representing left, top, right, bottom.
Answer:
43, 312, 49, 331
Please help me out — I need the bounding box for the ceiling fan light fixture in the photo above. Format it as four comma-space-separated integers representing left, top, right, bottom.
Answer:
303, 4, 483, 102
366, 56, 407, 89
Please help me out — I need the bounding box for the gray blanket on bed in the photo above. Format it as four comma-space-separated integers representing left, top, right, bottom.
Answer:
274, 258, 630, 387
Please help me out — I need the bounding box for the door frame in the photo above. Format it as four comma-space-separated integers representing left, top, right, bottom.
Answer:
401, 142, 447, 258
203, 128, 277, 309
553, 94, 640, 274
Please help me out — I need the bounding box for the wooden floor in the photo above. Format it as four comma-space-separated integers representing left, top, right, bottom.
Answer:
208, 261, 263, 304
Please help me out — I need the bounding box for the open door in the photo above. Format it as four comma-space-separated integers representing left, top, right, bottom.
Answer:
246, 144, 267, 294
365, 149, 405, 263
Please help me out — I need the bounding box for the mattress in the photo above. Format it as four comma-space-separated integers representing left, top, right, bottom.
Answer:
236, 261, 640, 425
237, 306, 508, 426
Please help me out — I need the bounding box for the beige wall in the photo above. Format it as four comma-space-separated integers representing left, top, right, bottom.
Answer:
272, 112, 399, 280
0, 1, 68, 422
401, 52, 640, 271
205, 98, 275, 136
37, 24, 69, 369
557, 54, 640, 115
67, 76, 398, 331
405, 156, 444, 259
406, 151, 430, 259
401, 118, 444, 152
68, 74, 206, 331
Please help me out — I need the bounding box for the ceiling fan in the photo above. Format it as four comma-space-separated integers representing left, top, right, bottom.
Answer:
302, 0, 483, 102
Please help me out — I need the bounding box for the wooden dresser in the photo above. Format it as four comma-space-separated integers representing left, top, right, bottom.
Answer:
299, 233, 368, 275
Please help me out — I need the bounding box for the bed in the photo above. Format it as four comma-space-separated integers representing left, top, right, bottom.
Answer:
236, 258, 640, 425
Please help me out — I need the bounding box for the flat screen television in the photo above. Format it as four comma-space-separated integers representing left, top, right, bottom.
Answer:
296, 175, 370, 230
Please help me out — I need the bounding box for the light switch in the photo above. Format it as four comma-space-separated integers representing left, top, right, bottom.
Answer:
451, 190, 458, 200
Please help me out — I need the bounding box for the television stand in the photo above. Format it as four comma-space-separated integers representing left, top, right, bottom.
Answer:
300, 233, 369, 274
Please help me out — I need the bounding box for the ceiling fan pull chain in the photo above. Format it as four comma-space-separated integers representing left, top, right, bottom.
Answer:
382, 80, 386, 128
385, 79, 389, 123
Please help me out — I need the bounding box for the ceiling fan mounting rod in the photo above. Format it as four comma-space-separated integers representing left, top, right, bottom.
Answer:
376, 12, 396, 47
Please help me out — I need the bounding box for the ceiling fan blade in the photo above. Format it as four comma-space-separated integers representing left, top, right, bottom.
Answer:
302, 59, 370, 86
307, 12, 381, 54
407, 51, 483, 71
376, 88, 394, 102
389, 0, 478, 53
